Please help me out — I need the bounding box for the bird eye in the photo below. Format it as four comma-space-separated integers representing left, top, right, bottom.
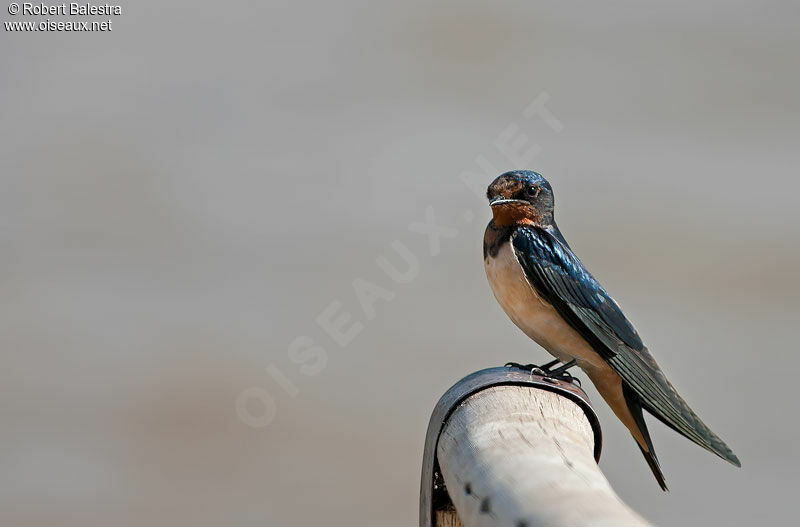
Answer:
527, 187, 540, 198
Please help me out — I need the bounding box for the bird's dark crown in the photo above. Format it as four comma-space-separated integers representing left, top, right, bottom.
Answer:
486, 170, 554, 226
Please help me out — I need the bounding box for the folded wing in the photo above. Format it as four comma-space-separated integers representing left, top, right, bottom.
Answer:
511, 226, 740, 466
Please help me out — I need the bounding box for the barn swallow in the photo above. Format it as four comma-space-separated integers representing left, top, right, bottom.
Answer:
483, 170, 740, 490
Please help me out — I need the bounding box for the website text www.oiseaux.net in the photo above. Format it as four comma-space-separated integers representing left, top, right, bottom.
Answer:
5, 18, 112, 31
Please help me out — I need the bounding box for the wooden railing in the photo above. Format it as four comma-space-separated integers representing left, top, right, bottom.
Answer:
420, 367, 652, 527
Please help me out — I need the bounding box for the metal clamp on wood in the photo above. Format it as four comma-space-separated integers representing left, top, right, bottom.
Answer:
419, 366, 604, 527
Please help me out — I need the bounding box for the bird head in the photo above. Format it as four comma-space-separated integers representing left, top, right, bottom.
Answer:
486, 170, 554, 226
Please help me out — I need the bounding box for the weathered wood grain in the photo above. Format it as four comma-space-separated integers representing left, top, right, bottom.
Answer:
436, 385, 651, 527
435, 509, 462, 527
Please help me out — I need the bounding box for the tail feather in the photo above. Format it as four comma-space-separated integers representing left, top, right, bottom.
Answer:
636, 443, 668, 492
624, 384, 669, 491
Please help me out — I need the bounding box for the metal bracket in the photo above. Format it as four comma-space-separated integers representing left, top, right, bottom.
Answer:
419, 366, 602, 527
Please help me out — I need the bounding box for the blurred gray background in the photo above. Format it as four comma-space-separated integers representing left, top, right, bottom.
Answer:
2, 1, 798, 525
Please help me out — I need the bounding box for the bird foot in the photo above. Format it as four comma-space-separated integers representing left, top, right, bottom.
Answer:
505, 359, 580, 386
504, 362, 548, 376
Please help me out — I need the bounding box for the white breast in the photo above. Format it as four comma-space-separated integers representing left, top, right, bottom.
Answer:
484, 241, 605, 369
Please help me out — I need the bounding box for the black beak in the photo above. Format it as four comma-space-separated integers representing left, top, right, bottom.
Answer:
489, 197, 527, 207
